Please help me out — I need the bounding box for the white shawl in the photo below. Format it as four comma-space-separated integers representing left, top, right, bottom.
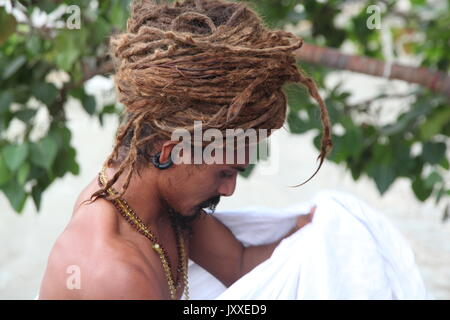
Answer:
187, 189, 433, 300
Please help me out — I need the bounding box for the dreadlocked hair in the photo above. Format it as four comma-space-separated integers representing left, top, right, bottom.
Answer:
83, 0, 333, 206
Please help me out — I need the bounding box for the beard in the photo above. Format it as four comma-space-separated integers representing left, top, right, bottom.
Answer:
165, 195, 221, 236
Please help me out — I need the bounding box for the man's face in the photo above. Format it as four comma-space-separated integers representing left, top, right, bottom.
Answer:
159, 143, 253, 218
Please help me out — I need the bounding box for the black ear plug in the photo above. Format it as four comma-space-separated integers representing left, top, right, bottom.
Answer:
151, 152, 174, 170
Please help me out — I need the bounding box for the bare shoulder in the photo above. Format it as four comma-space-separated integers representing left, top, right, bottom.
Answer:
85, 255, 165, 300
39, 198, 165, 299
40, 223, 165, 299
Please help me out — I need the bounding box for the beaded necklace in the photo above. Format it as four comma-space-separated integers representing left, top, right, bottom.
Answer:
98, 165, 189, 300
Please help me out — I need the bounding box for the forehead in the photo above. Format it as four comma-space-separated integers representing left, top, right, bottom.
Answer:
202, 141, 256, 166
171, 128, 267, 167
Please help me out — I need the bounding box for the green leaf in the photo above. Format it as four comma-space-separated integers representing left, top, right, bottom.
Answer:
31, 184, 43, 212
53, 30, 85, 71
410, 0, 426, 5
31, 62, 53, 82
90, 16, 111, 44
12, 85, 31, 104
420, 107, 450, 140
82, 94, 96, 115
26, 36, 42, 57
0, 177, 27, 213
368, 163, 396, 195
101, 104, 118, 114
71, 60, 84, 84
30, 137, 59, 171
390, 140, 415, 177
55, 48, 79, 71
422, 142, 446, 165
0, 7, 17, 45
372, 143, 394, 164
98, 104, 119, 126
110, 0, 129, 28
0, 154, 12, 186
287, 111, 310, 134
381, 104, 431, 136
15, 108, 37, 123
68, 87, 84, 100
48, 123, 72, 148
17, 162, 30, 185
69, 88, 97, 115
53, 146, 79, 177
2, 143, 29, 172
0, 111, 13, 133
0, 92, 13, 114
326, 134, 347, 163
2, 55, 26, 80
22, 0, 59, 13
412, 176, 433, 201
424, 171, 443, 189
341, 126, 364, 158
439, 157, 449, 170
32, 82, 58, 105
285, 83, 311, 112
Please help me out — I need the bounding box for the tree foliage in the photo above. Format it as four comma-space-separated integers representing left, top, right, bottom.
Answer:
0, 0, 448, 219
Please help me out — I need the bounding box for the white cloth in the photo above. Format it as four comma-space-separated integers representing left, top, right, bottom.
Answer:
187, 189, 433, 300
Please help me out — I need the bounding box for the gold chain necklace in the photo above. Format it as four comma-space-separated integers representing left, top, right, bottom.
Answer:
98, 165, 189, 300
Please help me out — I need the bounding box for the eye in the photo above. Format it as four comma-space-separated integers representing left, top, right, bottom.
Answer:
219, 170, 234, 179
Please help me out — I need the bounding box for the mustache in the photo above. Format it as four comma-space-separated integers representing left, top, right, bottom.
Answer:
196, 195, 221, 212
165, 196, 221, 236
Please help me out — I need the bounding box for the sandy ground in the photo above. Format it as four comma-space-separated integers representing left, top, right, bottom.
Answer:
0, 74, 449, 299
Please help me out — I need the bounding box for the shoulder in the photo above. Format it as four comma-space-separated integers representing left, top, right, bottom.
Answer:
44, 229, 165, 299
85, 257, 165, 300
42, 209, 165, 299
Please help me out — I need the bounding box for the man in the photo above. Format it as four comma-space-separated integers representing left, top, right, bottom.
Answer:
39, 0, 431, 300
38, 0, 330, 299
38, 133, 316, 299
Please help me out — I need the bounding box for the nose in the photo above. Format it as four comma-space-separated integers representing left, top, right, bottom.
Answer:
217, 176, 237, 197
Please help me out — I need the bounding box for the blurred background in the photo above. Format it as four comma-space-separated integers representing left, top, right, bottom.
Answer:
0, 0, 449, 299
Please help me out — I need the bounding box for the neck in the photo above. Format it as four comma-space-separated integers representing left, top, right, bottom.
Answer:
102, 164, 168, 229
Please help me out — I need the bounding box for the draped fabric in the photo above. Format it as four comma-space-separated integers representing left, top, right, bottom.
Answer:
188, 189, 433, 300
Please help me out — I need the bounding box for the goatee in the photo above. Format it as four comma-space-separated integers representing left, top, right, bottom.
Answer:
165, 195, 221, 237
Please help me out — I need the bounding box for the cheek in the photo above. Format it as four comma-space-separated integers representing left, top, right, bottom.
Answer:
191, 176, 216, 196
171, 165, 221, 197
189, 165, 218, 183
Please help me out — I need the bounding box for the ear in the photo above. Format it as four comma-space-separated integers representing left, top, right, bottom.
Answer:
159, 140, 179, 164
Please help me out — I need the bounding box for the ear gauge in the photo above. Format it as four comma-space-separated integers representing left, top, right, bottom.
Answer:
151, 152, 174, 170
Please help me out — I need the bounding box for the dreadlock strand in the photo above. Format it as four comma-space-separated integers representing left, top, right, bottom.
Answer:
289, 71, 333, 188
110, 112, 149, 201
